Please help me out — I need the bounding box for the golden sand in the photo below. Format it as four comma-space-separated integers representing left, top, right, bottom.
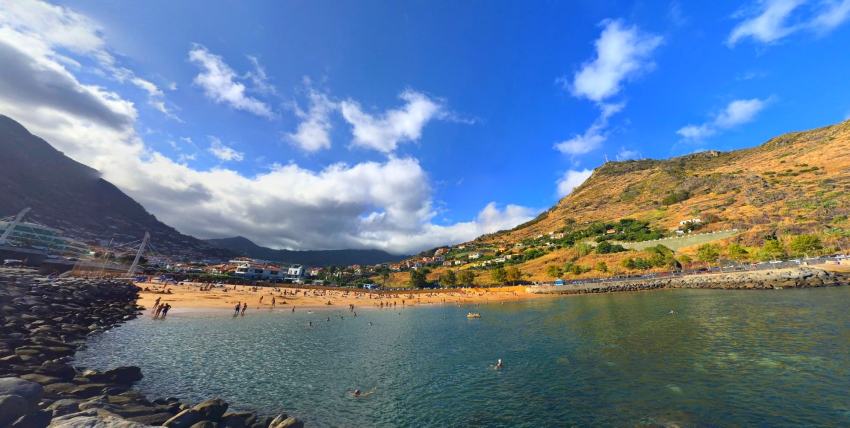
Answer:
136, 282, 547, 312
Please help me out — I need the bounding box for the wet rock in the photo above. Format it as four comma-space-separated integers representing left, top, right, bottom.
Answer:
163, 408, 203, 427
193, 398, 229, 421
190, 421, 217, 428
48, 409, 153, 427
46, 398, 81, 417
11, 408, 51, 428
126, 412, 176, 426
0, 394, 29, 426
270, 416, 304, 428
103, 366, 143, 385
0, 377, 44, 408
36, 361, 77, 381
19, 373, 63, 385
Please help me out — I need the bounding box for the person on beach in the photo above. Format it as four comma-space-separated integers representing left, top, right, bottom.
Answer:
154, 304, 164, 318
271, 297, 276, 308
152, 297, 161, 313
241, 302, 247, 315
161, 303, 171, 318
234, 302, 241, 316
259, 296, 264, 304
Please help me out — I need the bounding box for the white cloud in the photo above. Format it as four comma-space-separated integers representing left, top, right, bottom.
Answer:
556, 169, 593, 198
616, 147, 639, 160
565, 19, 663, 103
0, 2, 538, 255
728, 0, 850, 46
207, 136, 244, 162
677, 97, 772, 141
188, 44, 275, 119
245, 55, 276, 95
285, 85, 337, 152
340, 89, 446, 153
554, 102, 624, 155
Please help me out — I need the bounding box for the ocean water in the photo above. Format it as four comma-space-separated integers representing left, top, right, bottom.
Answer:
75, 288, 850, 427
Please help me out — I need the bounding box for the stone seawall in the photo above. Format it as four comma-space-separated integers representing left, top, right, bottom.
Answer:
535, 267, 850, 295
0, 267, 303, 428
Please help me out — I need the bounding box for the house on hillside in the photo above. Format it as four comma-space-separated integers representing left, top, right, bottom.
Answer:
679, 218, 702, 225
468, 252, 482, 260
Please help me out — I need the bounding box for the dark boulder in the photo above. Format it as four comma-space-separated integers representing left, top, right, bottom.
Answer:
192, 398, 229, 421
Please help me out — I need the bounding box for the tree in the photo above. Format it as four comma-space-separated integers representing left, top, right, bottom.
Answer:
379, 267, 390, 287
824, 228, 849, 256
409, 269, 429, 288
575, 243, 594, 257
728, 243, 748, 263
761, 239, 787, 261
596, 261, 608, 273
546, 264, 563, 278
678, 254, 692, 264
490, 267, 507, 285
440, 269, 457, 288
697, 244, 720, 267
505, 266, 522, 285
457, 270, 476, 286
789, 234, 823, 258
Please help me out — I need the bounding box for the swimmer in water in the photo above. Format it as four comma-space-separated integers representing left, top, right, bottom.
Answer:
496, 359, 502, 369
351, 387, 377, 397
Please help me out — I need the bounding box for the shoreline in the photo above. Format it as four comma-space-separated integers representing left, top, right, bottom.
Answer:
138, 265, 850, 314
136, 283, 546, 314
531, 265, 850, 294
0, 267, 304, 428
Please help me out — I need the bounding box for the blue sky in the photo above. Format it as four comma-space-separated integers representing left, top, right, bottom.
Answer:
1, 0, 849, 254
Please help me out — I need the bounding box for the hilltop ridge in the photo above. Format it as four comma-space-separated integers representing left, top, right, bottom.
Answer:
382, 119, 850, 287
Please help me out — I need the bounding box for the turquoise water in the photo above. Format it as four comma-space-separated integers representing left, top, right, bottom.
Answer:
75, 288, 850, 427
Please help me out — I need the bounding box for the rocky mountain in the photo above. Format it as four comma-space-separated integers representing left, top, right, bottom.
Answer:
205, 236, 408, 267
0, 115, 408, 266
0, 115, 237, 258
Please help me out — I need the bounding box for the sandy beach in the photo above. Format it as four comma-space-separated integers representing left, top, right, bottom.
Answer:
136, 282, 546, 312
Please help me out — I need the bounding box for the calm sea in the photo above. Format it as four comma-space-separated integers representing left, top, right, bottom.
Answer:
74, 288, 850, 427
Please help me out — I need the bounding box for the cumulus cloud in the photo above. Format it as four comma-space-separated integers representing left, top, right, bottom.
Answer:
556, 169, 593, 198
0, 0, 177, 119
564, 19, 663, 103
207, 136, 244, 162
0, 2, 533, 255
554, 102, 624, 155
728, 0, 850, 46
554, 20, 660, 157
285, 86, 337, 152
188, 44, 275, 119
677, 97, 772, 141
340, 90, 446, 153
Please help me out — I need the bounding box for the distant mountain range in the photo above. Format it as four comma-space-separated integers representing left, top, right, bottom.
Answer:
205, 236, 408, 267
0, 115, 409, 267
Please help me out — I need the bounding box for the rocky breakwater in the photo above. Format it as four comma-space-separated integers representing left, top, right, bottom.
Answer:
0, 267, 304, 428
552, 267, 849, 295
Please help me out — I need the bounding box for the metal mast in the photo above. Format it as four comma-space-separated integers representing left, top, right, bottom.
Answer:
0, 207, 31, 244
126, 232, 150, 277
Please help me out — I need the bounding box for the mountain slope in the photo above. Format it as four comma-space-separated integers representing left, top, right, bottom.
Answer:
0, 115, 237, 257
206, 236, 408, 266
484, 119, 850, 247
